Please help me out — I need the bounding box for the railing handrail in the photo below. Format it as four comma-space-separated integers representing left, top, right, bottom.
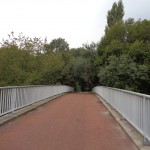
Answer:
0, 85, 73, 89
95, 86, 150, 99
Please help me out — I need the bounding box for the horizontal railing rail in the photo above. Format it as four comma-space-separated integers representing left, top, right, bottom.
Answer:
93, 86, 150, 143
0, 85, 74, 116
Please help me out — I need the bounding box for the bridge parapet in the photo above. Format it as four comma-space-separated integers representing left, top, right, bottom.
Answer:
0, 85, 73, 116
93, 86, 150, 145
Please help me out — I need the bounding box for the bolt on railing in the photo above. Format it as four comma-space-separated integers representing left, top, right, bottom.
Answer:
93, 86, 150, 145
0, 85, 74, 116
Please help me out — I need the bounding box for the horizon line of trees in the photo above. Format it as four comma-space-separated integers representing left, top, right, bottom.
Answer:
0, 0, 150, 94
0, 32, 98, 91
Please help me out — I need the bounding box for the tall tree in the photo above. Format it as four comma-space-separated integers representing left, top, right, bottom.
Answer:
105, 0, 124, 32
45, 38, 69, 53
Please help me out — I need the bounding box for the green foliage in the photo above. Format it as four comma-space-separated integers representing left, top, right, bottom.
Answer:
0, 33, 97, 91
98, 55, 138, 90
128, 40, 147, 64
0, 0, 150, 94
106, 0, 124, 32
0, 45, 32, 86
98, 21, 126, 60
64, 46, 97, 91
40, 52, 65, 84
126, 19, 150, 43
45, 38, 69, 53
136, 65, 150, 93
97, 17, 150, 94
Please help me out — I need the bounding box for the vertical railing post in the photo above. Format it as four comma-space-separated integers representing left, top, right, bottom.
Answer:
121, 91, 125, 120
143, 97, 150, 145
11, 88, 16, 112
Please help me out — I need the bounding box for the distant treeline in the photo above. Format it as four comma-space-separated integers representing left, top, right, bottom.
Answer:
0, 0, 150, 94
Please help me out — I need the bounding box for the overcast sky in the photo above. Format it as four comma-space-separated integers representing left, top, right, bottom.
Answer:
0, 0, 150, 48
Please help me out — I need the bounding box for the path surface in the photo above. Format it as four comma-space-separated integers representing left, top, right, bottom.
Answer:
0, 93, 138, 150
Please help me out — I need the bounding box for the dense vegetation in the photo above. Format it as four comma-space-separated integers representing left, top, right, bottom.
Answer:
0, 33, 97, 91
0, 0, 150, 94
97, 0, 150, 94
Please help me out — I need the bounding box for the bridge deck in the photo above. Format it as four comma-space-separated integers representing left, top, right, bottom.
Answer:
0, 93, 137, 150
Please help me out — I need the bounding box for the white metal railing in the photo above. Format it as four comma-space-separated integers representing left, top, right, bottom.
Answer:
93, 86, 150, 142
0, 85, 73, 116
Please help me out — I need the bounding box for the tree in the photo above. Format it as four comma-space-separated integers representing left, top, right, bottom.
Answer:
0, 32, 46, 55
0, 45, 33, 86
45, 38, 69, 53
39, 52, 65, 84
98, 55, 138, 90
97, 21, 126, 65
128, 40, 147, 64
96, 1, 150, 94
126, 19, 150, 44
105, 0, 124, 32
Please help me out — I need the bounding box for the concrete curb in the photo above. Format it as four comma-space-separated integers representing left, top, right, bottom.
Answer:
95, 94, 150, 150
0, 93, 66, 126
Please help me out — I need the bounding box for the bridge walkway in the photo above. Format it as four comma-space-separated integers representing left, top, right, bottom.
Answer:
0, 93, 138, 150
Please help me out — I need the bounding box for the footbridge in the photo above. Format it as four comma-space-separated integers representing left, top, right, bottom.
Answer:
0, 85, 150, 150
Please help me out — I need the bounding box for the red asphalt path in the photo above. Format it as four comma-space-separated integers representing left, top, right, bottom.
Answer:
0, 93, 138, 150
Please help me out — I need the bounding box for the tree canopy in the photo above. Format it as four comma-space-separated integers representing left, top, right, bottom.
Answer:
105, 0, 124, 32
44, 38, 69, 53
0, 1, 150, 94
97, 17, 150, 94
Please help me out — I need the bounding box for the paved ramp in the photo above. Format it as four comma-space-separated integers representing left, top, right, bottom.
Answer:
0, 93, 137, 150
